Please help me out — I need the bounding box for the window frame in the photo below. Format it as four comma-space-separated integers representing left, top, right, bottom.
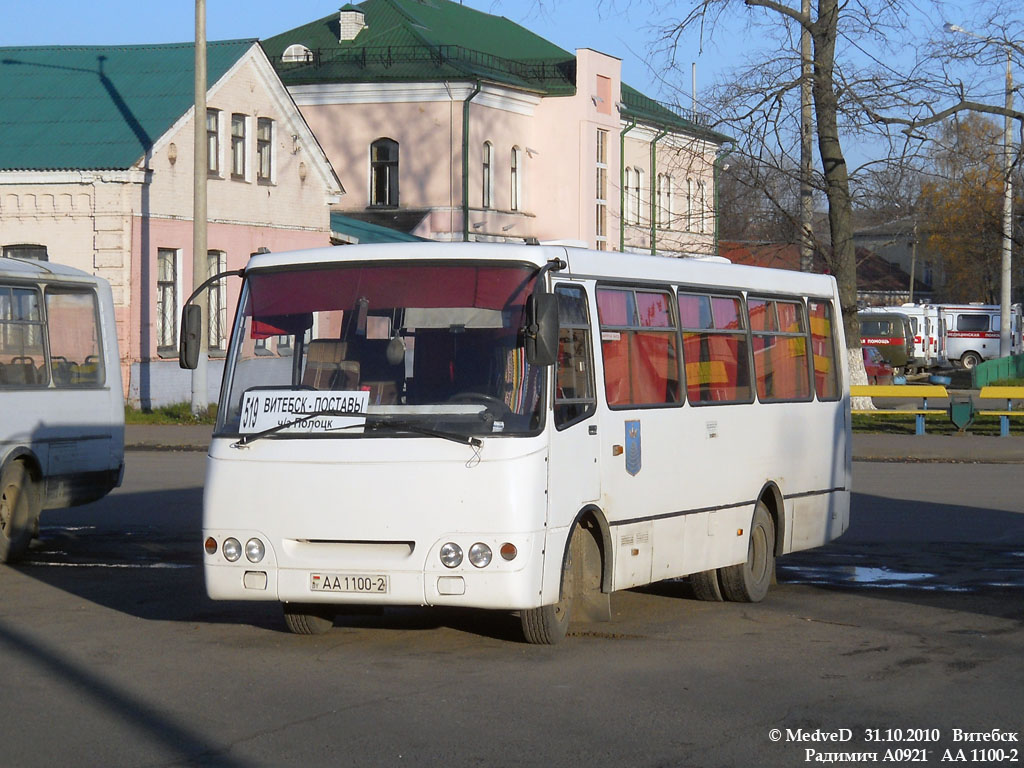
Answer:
370, 138, 399, 208
748, 294, 814, 404
0, 283, 48, 389
156, 248, 179, 356
43, 286, 105, 388
596, 283, 682, 410
677, 288, 754, 406
482, 141, 493, 209
230, 113, 247, 181
207, 250, 228, 353
553, 283, 597, 430
510, 146, 522, 212
256, 117, 274, 184
808, 298, 841, 402
206, 109, 221, 177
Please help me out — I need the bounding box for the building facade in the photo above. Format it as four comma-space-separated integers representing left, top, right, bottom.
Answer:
0, 41, 342, 406
262, 0, 729, 254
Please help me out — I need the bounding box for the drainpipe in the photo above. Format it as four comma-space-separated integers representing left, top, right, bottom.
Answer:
713, 144, 734, 257
649, 128, 669, 255
619, 117, 638, 252
462, 81, 482, 241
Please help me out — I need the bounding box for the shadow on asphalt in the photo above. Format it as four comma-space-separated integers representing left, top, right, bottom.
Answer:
9, 487, 1023, 635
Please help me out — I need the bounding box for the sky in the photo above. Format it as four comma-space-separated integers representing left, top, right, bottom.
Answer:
0, 0, 722, 109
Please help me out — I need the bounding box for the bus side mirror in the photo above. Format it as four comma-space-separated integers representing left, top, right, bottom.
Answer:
525, 292, 559, 367
179, 305, 202, 370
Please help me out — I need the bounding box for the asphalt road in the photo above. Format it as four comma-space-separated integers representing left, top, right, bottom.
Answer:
1, 452, 1021, 768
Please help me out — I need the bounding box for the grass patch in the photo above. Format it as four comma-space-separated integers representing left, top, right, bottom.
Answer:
852, 412, 1021, 436
125, 402, 217, 425
988, 377, 1024, 387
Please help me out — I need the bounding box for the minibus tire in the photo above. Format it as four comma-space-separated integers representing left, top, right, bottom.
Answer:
0, 461, 36, 564
960, 351, 982, 370
520, 531, 578, 644
689, 569, 725, 601
283, 603, 335, 635
719, 502, 775, 603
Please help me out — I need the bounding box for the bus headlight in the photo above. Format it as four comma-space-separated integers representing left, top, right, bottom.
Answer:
440, 542, 463, 568
245, 538, 265, 563
223, 537, 242, 562
468, 543, 492, 568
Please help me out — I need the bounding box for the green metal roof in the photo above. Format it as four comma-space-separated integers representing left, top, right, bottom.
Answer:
620, 84, 732, 143
0, 40, 255, 171
262, 0, 576, 94
330, 211, 426, 243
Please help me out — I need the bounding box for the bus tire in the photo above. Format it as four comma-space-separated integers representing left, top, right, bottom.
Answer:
720, 502, 775, 603
960, 351, 982, 370
520, 529, 582, 645
283, 603, 334, 635
689, 569, 725, 601
0, 461, 37, 564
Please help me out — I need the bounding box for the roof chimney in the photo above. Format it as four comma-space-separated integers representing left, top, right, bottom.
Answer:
339, 5, 367, 42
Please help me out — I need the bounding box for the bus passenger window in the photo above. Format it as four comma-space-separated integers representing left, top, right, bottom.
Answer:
46, 290, 104, 387
597, 287, 680, 408
554, 284, 595, 427
0, 285, 47, 389
749, 297, 811, 402
679, 292, 751, 404
809, 300, 839, 400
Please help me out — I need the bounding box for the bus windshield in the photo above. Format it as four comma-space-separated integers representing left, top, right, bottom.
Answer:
217, 260, 545, 439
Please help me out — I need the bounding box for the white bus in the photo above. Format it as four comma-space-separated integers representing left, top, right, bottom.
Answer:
1, 256, 125, 562
187, 243, 850, 643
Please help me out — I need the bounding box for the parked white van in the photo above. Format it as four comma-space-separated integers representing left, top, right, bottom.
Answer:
0, 256, 124, 562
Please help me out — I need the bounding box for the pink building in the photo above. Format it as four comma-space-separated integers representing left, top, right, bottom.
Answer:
263, 0, 730, 254
0, 41, 343, 407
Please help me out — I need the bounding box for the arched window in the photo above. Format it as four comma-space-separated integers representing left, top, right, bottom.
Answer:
657, 174, 673, 230
482, 141, 493, 209
510, 146, 522, 211
370, 138, 399, 207
635, 169, 645, 225
624, 168, 636, 225
282, 44, 314, 63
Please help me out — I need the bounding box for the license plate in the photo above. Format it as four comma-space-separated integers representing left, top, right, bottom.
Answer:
309, 573, 389, 593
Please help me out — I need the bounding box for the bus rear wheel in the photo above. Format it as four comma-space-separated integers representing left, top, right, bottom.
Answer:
689, 569, 724, 601
0, 461, 37, 564
283, 603, 335, 635
719, 502, 775, 603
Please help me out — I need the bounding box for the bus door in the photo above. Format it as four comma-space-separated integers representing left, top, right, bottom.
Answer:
547, 284, 600, 517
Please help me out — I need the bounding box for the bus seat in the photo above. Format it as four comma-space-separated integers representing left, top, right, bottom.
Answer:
302, 340, 351, 389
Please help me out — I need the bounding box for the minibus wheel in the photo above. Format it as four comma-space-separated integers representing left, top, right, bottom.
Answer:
719, 502, 775, 603
283, 603, 335, 635
960, 351, 982, 370
520, 530, 581, 644
689, 569, 725, 601
0, 461, 36, 564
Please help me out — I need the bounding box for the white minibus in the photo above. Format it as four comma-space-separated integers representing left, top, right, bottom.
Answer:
935, 303, 1022, 369
1, 256, 125, 562
186, 243, 850, 643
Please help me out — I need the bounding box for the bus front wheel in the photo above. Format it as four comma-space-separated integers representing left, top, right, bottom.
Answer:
719, 502, 775, 603
0, 461, 37, 564
520, 529, 587, 645
283, 603, 335, 635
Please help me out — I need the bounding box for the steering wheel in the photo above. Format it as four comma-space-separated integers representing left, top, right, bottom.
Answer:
447, 392, 511, 420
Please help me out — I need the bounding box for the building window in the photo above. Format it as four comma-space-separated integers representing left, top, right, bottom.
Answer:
697, 181, 707, 234
596, 129, 608, 250
282, 44, 314, 63
657, 174, 673, 230
370, 138, 399, 207
207, 250, 227, 351
157, 248, 178, 353
624, 168, 636, 226
257, 118, 274, 183
635, 169, 644, 226
231, 114, 247, 180
2, 244, 47, 261
482, 141, 493, 209
206, 109, 220, 176
510, 146, 522, 211
685, 178, 693, 231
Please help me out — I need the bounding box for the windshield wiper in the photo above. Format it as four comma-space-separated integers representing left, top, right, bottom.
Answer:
231, 410, 483, 448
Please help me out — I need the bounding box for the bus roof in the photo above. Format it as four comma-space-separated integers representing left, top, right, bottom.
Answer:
243, 243, 839, 298
0, 256, 106, 285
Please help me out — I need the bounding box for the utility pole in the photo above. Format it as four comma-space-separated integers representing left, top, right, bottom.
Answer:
191, 0, 209, 416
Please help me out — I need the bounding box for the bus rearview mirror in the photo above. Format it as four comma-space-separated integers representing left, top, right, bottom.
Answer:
526, 292, 559, 367
179, 305, 202, 370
